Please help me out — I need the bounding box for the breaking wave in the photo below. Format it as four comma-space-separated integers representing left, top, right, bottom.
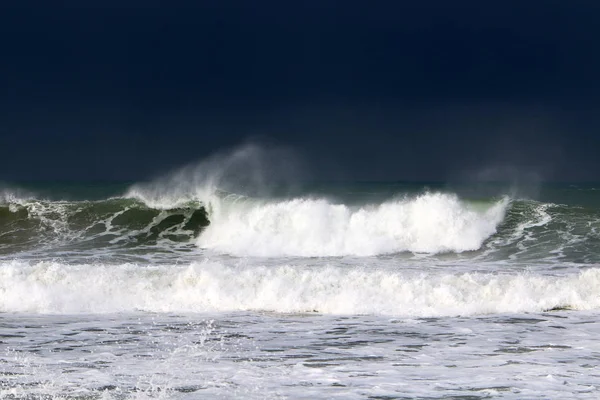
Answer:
197, 193, 509, 256
2, 146, 598, 261
0, 190, 507, 257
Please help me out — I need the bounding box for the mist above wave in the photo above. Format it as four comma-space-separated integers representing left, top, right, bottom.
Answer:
125, 143, 305, 209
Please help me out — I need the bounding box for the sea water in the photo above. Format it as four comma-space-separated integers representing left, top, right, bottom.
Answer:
2, 146, 600, 399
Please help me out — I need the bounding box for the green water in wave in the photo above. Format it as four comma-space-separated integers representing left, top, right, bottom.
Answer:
1, 181, 599, 262
0, 198, 209, 256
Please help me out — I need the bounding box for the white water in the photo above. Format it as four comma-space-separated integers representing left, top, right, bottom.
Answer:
198, 193, 508, 257
3, 311, 599, 400
2, 259, 599, 316
0, 187, 34, 204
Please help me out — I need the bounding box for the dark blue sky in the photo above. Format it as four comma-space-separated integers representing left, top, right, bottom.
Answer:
1, 1, 599, 182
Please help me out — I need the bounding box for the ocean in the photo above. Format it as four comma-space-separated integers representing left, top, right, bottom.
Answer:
1, 149, 600, 399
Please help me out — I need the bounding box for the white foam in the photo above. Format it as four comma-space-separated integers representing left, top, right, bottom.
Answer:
2, 260, 598, 316
0, 188, 34, 205
198, 193, 509, 256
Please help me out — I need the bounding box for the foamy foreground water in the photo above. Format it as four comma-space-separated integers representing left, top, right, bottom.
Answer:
2, 310, 600, 399
2, 260, 600, 399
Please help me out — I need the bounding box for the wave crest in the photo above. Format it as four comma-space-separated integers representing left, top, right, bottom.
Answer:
198, 193, 509, 257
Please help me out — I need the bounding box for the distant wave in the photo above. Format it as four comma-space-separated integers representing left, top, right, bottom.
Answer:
120, 145, 509, 256
1, 186, 508, 257
2, 260, 600, 316
3, 185, 600, 261
2, 144, 599, 260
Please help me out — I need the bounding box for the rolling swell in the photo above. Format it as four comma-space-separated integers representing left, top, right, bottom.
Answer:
482, 198, 600, 263
0, 197, 210, 255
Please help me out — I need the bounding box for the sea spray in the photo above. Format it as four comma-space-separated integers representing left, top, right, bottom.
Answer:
125, 143, 306, 209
